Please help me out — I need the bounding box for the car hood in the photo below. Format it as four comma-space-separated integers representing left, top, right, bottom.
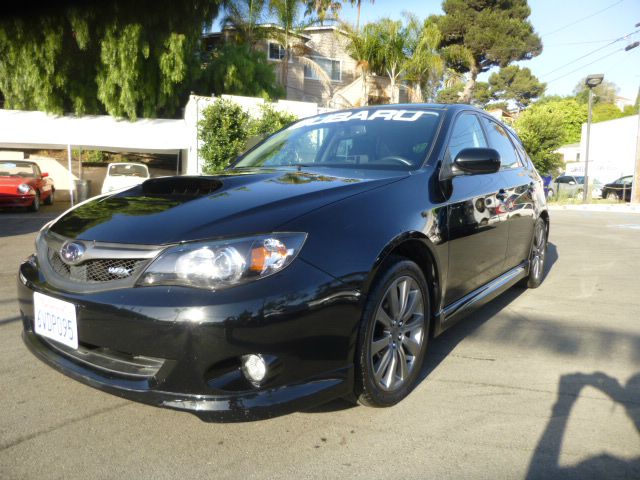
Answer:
49, 168, 408, 244
0, 176, 32, 187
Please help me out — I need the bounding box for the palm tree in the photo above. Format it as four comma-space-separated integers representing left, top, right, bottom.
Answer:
342, 21, 378, 106
304, 0, 342, 25
348, 0, 375, 31
403, 15, 444, 103
222, 0, 267, 46
268, 0, 334, 101
367, 18, 407, 104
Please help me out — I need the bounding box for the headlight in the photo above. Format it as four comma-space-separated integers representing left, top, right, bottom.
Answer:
138, 233, 307, 290
18, 184, 31, 194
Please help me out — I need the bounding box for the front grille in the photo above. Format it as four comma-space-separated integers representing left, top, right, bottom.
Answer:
47, 248, 149, 283
37, 230, 164, 292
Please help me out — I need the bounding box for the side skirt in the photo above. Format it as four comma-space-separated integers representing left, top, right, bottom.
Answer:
432, 262, 528, 336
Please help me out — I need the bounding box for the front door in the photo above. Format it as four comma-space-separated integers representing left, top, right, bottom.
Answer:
480, 116, 536, 271
444, 113, 509, 305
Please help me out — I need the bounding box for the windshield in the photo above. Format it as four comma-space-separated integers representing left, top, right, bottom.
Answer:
108, 164, 149, 177
0, 162, 37, 177
235, 109, 441, 170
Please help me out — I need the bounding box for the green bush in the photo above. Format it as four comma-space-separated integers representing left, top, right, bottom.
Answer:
249, 104, 298, 137
199, 100, 298, 173
198, 99, 251, 173
73, 149, 107, 163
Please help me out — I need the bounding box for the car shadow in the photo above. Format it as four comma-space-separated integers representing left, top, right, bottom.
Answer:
525, 371, 640, 479
305, 242, 559, 415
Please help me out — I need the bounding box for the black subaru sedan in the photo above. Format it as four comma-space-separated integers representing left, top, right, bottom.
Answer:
18, 104, 549, 420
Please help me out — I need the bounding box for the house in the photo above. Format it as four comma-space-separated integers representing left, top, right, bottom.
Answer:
202, 25, 407, 108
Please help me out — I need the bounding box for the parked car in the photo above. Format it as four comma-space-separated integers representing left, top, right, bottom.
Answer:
546, 175, 583, 198
101, 162, 150, 194
18, 104, 549, 421
0, 160, 55, 211
602, 175, 633, 202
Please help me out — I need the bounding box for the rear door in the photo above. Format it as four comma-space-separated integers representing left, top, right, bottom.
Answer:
444, 113, 509, 305
479, 116, 536, 271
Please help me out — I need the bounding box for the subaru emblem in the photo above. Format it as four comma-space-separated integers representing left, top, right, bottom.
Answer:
60, 241, 86, 265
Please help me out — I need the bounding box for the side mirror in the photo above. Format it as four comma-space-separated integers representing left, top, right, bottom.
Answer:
41, 172, 49, 178
453, 148, 501, 175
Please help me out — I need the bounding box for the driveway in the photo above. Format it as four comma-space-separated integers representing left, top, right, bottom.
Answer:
1, 209, 638, 479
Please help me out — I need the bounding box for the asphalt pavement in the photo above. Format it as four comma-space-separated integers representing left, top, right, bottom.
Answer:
1, 206, 639, 479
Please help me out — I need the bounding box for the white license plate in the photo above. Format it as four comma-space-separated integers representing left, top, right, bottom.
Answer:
33, 292, 78, 349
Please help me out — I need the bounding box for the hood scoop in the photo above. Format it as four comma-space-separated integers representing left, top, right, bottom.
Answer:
139, 176, 223, 198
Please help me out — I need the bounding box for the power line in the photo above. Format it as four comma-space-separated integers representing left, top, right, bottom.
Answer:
540, 0, 624, 37
545, 45, 637, 85
545, 38, 618, 47
541, 28, 639, 78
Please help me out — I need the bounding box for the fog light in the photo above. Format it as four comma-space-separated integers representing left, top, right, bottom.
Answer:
241, 354, 267, 384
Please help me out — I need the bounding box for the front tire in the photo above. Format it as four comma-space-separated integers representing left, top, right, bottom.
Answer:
355, 257, 430, 407
29, 192, 40, 212
44, 189, 54, 205
606, 192, 619, 201
520, 218, 547, 289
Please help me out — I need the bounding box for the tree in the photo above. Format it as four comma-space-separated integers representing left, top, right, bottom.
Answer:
367, 18, 408, 104
348, 0, 375, 31
488, 65, 545, 110
515, 104, 565, 175
342, 21, 379, 106
403, 15, 444, 103
201, 43, 284, 99
573, 79, 618, 105
222, 0, 267, 46
199, 99, 251, 172
304, 0, 342, 25
435, 0, 542, 103
268, 0, 332, 98
0, 1, 221, 120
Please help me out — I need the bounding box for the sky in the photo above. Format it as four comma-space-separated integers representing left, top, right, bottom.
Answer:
255, 0, 640, 102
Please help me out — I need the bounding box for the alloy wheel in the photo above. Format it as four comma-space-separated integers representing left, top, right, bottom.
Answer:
371, 276, 425, 392
531, 222, 547, 280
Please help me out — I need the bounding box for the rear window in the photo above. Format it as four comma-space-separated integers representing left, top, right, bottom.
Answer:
235, 109, 442, 170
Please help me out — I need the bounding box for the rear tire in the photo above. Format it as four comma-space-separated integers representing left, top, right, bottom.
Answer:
355, 256, 430, 407
606, 192, 619, 201
519, 218, 547, 289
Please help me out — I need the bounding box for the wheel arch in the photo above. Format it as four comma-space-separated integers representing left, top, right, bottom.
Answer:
363, 232, 443, 333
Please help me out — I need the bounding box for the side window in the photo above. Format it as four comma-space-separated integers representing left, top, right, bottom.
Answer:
555, 176, 569, 184
507, 130, 530, 168
446, 113, 487, 162
621, 176, 633, 185
480, 117, 521, 170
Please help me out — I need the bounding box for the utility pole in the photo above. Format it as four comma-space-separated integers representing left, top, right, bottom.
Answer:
583, 74, 603, 203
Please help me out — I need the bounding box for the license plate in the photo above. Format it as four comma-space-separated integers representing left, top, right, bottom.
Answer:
33, 292, 78, 349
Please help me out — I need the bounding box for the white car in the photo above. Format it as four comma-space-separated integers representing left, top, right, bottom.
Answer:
101, 163, 150, 194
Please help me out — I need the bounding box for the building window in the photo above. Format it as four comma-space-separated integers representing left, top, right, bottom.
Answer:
304, 56, 341, 82
268, 42, 286, 61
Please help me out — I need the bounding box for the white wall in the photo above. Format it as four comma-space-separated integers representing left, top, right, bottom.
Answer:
574, 115, 639, 183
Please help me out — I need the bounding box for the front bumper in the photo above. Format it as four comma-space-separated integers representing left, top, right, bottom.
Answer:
0, 194, 35, 207
18, 257, 362, 421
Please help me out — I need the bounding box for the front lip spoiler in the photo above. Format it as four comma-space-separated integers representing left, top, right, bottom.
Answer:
23, 330, 352, 422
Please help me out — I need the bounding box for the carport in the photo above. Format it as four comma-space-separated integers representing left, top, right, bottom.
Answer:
0, 109, 189, 206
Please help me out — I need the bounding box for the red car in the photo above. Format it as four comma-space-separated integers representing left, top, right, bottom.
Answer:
0, 160, 55, 211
